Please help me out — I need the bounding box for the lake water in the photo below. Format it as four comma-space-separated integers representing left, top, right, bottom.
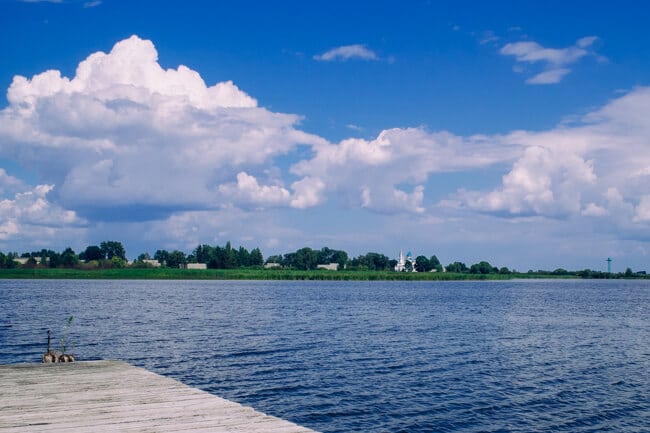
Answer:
1, 279, 648, 432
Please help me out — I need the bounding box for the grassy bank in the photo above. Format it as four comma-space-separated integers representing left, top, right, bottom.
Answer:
0, 267, 579, 280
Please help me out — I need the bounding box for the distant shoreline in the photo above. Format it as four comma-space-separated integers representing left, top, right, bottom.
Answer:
1, 268, 642, 281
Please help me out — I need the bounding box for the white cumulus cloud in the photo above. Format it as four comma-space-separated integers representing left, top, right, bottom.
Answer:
2, 35, 650, 259
0, 185, 82, 227
461, 145, 596, 216
291, 127, 511, 214
0, 169, 25, 197
0, 35, 326, 220
0, 184, 85, 247
457, 86, 650, 228
582, 202, 608, 217
218, 172, 291, 208
634, 196, 650, 222
290, 177, 326, 209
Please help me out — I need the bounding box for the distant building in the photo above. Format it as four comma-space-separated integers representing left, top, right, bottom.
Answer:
394, 250, 416, 272
317, 263, 339, 271
14, 257, 45, 265
264, 263, 281, 269
142, 259, 161, 268
186, 263, 207, 270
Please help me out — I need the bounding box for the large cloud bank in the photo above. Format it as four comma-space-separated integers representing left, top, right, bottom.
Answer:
459, 87, 650, 227
0, 36, 326, 217
1, 35, 650, 253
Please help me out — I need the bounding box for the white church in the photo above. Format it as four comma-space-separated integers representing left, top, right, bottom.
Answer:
394, 250, 417, 272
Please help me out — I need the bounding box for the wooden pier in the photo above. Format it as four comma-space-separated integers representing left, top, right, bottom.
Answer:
0, 360, 318, 432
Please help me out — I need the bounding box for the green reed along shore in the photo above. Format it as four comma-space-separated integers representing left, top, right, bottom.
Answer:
0, 267, 576, 281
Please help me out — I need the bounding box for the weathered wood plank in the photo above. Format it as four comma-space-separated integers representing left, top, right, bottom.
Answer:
0, 361, 317, 433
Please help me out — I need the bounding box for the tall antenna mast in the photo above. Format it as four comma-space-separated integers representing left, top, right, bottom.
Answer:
606, 257, 612, 273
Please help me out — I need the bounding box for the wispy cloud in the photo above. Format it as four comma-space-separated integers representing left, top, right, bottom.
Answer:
500, 36, 599, 84
479, 30, 499, 45
526, 68, 571, 84
21, 0, 101, 6
314, 44, 379, 62
346, 124, 363, 132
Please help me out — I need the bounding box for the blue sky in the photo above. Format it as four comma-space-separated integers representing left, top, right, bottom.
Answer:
1, 0, 650, 271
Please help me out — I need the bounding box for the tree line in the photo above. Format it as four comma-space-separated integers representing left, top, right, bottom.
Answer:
0, 241, 646, 278
0, 242, 445, 271
144, 242, 264, 269
267, 248, 446, 272
0, 240, 265, 270
0, 241, 127, 269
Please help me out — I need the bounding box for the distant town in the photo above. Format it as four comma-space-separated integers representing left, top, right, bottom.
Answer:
0, 240, 647, 280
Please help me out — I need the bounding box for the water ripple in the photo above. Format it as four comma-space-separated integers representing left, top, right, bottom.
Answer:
1, 279, 649, 433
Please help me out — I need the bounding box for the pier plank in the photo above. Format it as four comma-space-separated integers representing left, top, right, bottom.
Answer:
0, 361, 317, 433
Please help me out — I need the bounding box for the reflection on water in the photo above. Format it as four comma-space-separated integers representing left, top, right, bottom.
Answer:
1, 279, 649, 433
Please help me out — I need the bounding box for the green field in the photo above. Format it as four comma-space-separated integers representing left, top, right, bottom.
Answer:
0, 267, 578, 281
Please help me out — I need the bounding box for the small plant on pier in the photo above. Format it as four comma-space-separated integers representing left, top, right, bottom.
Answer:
58, 315, 76, 362
41, 329, 58, 363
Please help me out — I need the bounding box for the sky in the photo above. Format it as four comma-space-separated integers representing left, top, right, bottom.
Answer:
1, 0, 650, 272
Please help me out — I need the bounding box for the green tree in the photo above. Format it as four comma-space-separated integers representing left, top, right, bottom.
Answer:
317, 247, 333, 264
293, 247, 319, 270
48, 251, 61, 268
265, 254, 283, 268
332, 250, 348, 269
110, 256, 126, 268
223, 241, 237, 269
348, 252, 388, 270
236, 246, 251, 267
0, 252, 16, 269
154, 249, 170, 266
250, 247, 264, 266
446, 261, 468, 273
316, 247, 348, 268
166, 250, 187, 268
60, 247, 79, 268
357, 252, 391, 270
415, 255, 431, 272
81, 245, 104, 261
100, 241, 126, 261
430, 255, 443, 272
209, 246, 226, 268
281, 252, 295, 268
470, 261, 495, 274
137, 252, 151, 261
193, 244, 214, 264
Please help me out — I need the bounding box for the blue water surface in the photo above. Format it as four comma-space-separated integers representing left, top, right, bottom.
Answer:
1, 279, 648, 432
